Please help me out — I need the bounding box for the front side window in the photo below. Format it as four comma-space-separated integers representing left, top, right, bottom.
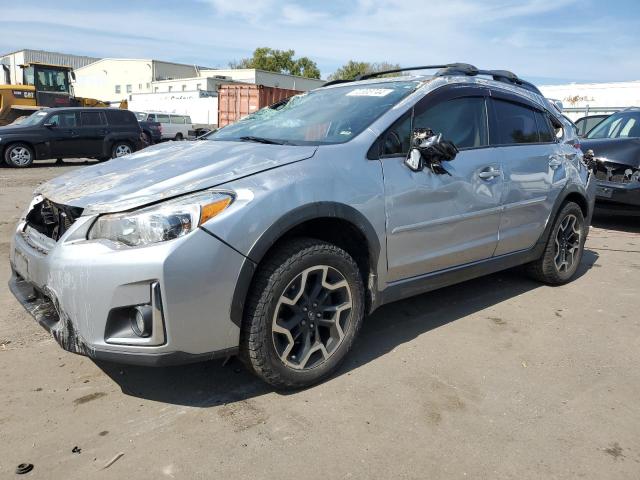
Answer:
491, 99, 539, 144
48, 112, 78, 127
587, 112, 640, 139
414, 96, 488, 149
209, 80, 421, 145
81, 111, 105, 126
171, 116, 186, 124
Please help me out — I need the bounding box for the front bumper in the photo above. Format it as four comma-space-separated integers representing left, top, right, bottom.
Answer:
595, 179, 640, 215
8, 217, 246, 366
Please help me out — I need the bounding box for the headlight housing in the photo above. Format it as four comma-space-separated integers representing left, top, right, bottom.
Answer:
88, 190, 232, 247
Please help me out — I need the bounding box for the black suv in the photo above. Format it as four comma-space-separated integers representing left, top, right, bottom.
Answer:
0, 108, 143, 168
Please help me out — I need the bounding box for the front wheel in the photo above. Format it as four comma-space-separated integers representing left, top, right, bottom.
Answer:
526, 202, 586, 285
241, 238, 365, 389
111, 142, 133, 158
4, 143, 34, 168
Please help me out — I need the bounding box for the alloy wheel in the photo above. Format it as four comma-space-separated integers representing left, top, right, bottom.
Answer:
9, 146, 32, 166
114, 144, 132, 157
554, 213, 582, 273
272, 265, 353, 370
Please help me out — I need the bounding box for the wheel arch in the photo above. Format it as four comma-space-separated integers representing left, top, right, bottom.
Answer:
229, 202, 381, 327
537, 183, 591, 250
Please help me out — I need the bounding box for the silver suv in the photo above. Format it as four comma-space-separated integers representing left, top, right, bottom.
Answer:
9, 64, 596, 388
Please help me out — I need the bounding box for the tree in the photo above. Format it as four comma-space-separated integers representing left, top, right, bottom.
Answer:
229, 47, 321, 79
328, 61, 401, 81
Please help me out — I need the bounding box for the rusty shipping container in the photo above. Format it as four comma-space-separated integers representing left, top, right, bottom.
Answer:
217, 84, 302, 128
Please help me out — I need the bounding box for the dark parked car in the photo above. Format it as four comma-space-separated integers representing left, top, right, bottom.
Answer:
0, 108, 143, 168
580, 108, 640, 215
134, 112, 162, 145
574, 114, 609, 137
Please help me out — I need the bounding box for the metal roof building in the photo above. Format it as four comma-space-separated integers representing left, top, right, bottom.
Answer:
0, 49, 100, 85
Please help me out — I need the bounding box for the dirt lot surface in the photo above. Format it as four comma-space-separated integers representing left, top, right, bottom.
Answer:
1, 161, 639, 479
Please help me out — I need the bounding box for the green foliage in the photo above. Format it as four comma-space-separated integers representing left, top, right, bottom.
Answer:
230, 47, 321, 79
328, 61, 402, 81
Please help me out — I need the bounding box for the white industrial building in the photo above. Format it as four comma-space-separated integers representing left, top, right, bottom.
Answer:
73, 58, 205, 103
539, 81, 640, 120
0, 49, 99, 85
199, 68, 325, 91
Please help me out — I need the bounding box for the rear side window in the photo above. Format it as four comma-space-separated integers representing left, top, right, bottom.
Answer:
534, 111, 555, 142
171, 115, 186, 124
491, 99, 538, 144
156, 114, 170, 123
81, 111, 105, 126
105, 109, 137, 125
414, 96, 488, 149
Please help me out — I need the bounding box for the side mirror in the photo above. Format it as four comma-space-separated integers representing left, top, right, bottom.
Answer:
404, 128, 458, 174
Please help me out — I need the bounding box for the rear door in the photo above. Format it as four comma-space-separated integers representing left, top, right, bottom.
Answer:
381, 85, 505, 281
77, 110, 108, 157
489, 92, 565, 255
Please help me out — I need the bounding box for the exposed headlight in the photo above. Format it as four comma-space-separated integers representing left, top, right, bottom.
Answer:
88, 190, 232, 247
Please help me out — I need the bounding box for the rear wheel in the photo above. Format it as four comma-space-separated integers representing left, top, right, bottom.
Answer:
4, 143, 34, 168
142, 132, 152, 147
241, 238, 365, 389
111, 142, 133, 158
526, 202, 586, 285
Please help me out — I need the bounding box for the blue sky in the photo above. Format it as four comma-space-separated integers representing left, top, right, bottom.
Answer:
2, 0, 639, 85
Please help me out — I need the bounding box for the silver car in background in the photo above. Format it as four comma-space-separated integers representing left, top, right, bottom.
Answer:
9, 63, 596, 388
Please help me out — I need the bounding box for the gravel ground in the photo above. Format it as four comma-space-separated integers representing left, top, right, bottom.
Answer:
1, 160, 639, 479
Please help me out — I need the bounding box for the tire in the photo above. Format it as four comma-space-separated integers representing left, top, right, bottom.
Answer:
142, 132, 152, 147
174, 133, 183, 141
4, 143, 34, 168
526, 202, 586, 285
111, 142, 133, 158
240, 238, 365, 389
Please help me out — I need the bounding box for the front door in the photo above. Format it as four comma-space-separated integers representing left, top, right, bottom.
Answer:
47, 111, 81, 157
381, 87, 504, 282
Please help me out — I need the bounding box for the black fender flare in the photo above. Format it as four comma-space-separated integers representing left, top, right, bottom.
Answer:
229, 202, 381, 326
535, 181, 592, 252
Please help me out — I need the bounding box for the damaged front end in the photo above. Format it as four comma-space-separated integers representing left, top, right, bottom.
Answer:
9, 271, 93, 356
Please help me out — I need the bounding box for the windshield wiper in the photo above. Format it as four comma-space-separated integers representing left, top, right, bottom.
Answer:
239, 135, 287, 145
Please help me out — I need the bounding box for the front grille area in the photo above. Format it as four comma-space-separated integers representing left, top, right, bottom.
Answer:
594, 162, 640, 184
25, 198, 83, 241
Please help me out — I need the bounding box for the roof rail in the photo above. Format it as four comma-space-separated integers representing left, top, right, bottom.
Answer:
323, 62, 542, 95
355, 63, 477, 81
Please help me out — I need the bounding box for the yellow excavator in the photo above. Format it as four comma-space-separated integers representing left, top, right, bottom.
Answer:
0, 62, 127, 126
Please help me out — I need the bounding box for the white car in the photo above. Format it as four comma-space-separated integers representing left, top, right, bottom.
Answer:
140, 112, 193, 141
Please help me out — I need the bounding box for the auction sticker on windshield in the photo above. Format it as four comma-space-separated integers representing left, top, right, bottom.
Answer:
346, 88, 394, 97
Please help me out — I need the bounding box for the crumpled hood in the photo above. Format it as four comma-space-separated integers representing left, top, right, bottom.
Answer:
38, 140, 317, 214
581, 137, 640, 168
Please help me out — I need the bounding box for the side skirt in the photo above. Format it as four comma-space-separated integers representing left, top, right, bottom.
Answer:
378, 244, 544, 307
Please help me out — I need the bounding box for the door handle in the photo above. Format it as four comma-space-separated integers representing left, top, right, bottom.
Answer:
548, 157, 562, 169
478, 166, 501, 180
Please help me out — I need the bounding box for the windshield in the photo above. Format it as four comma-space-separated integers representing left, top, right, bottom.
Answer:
19, 110, 49, 126
586, 111, 640, 139
208, 80, 421, 145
